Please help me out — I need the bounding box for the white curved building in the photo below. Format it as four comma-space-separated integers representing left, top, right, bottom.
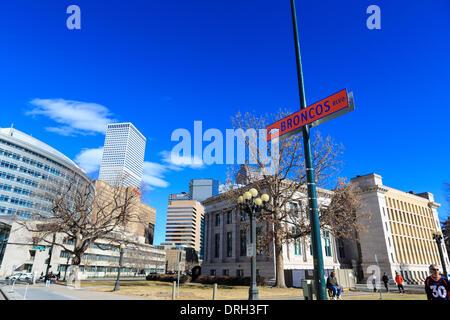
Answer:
0, 127, 90, 218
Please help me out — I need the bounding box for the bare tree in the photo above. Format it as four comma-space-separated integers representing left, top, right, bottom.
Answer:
19, 173, 142, 284
223, 110, 370, 287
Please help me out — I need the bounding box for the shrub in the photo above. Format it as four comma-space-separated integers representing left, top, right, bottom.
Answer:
195, 275, 267, 286
145, 273, 190, 284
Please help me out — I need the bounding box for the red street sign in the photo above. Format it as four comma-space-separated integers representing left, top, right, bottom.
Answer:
266, 89, 353, 141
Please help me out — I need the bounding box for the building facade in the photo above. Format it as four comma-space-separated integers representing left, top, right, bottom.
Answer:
349, 173, 450, 284
201, 188, 341, 286
0, 127, 91, 219
98, 123, 146, 188
0, 216, 166, 278
94, 180, 156, 245
164, 197, 204, 254
189, 179, 219, 202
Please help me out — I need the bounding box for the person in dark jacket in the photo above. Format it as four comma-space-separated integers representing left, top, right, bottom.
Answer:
382, 273, 389, 292
326, 272, 343, 300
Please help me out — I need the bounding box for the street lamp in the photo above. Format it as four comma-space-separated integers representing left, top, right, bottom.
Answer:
63, 254, 75, 282
431, 231, 448, 278
114, 243, 126, 291
237, 188, 270, 300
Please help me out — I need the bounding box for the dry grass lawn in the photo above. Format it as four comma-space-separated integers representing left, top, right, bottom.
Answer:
76, 281, 428, 300
80, 280, 303, 300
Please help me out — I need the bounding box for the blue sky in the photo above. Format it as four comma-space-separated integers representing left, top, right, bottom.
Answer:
0, 0, 449, 245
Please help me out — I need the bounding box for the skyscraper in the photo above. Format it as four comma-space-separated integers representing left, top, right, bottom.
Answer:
188, 179, 219, 260
99, 123, 146, 188
164, 195, 204, 254
189, 179, 219, 202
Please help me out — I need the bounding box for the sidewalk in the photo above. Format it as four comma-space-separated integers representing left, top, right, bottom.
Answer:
1, 283, 149, 300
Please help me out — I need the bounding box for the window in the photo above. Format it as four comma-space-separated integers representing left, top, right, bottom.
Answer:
214, 234, 220, 258
222, 269, 229, 276
338, 239, 345, 258
226, 211, 232, 224
324, 231, 332, 257
290, 202, 299, 216
226, 232, 232, 257
210, 270, 216, 276
236, 269, 244, 277
240, 230, 247, 256
215, 214, 220, 226
294, 238, 302, 256
256, 227, 263, 256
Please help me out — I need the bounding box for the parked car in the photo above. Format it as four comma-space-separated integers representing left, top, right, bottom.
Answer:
5, 273, 32, 281
5, 273, 22, 280
19, 273, 33, 281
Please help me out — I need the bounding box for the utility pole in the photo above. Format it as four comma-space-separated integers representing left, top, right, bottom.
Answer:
289, 0, 327, 300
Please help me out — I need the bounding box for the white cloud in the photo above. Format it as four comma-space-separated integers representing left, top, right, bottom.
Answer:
74, 148, 171, 189
74, 147, 104, 174
160, 150, 204, 170
142, 162, 170, 188
27, 98, 115, 136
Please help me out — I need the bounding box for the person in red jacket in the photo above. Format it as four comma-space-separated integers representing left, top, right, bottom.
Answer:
395, 272, 405, 294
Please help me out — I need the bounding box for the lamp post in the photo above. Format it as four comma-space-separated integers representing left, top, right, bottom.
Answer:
432, 232, 448, 278
114, 243, 126, 291
237, 188, 270, 300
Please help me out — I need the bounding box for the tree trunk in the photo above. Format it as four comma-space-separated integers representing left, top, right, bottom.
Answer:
274, 235, 287, 288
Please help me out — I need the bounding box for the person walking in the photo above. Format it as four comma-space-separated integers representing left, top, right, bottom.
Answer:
45, 272, 51, 287
326, 271, 344, 300
382, 272, 389, 292
425, 264, 449, 300
371, 271, 377, 293
395, 272, 405, 294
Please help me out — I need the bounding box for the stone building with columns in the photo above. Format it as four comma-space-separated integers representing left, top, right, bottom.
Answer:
348, 173, 449, 284
200, 185, 342, 287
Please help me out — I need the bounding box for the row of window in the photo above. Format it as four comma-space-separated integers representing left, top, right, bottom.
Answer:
0, 170, 40, 188
0, 206, 32, 218
0, 195, 35, 208
0, 138, 71, 174
210, 269, 255, 277
386, 197, 432, 217
212, 230, 334, 259
0, 147, 61, 176
0, 182, 34, 197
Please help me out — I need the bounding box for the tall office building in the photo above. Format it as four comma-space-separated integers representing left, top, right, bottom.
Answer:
99, 123, 146, 188
188, 179, 219, 259
164, 195, 204, 254
189, 179, 219, 202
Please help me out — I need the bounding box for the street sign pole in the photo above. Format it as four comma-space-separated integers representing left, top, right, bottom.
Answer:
290, 0, 327, 300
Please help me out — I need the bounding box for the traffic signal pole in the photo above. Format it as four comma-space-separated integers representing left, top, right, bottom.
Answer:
289, 0, 327, 300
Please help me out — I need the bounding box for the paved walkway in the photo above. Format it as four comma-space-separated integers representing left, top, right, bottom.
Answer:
4, 283, 148, 300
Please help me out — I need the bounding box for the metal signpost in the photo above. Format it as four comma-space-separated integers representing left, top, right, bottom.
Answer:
265, 0, 356, 300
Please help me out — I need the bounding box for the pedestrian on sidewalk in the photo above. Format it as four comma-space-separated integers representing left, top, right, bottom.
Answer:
425, 264, 448, 300
395, 271, 405, 294
45, 272, 51, 287
382, 272, 389, 292
371, 271, 377, 293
